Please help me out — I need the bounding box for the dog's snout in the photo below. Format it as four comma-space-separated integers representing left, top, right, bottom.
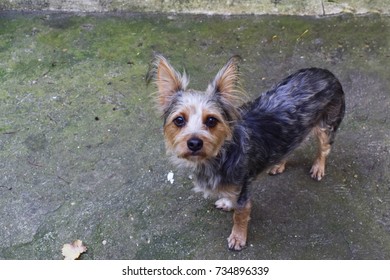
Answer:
187, 137, 203, 152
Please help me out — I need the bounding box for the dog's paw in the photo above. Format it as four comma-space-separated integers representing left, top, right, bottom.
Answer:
215, 198, 234, 211
227, 233, 246, 251
310, 162, 325, 181
267, 161, 286, 175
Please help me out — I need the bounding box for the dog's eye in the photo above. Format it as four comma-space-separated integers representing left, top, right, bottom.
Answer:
173, 116, 186, 127
205, 117, 218, 128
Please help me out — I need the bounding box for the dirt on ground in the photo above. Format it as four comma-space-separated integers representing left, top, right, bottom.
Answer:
0, 12, 389, 259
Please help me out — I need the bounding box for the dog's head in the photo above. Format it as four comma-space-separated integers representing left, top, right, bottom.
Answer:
148, 55, 244, 165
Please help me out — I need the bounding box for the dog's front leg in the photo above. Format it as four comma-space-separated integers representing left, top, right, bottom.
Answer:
227, 199, 252, 251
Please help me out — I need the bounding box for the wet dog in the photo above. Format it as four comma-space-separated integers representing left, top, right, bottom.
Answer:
148, 55, 345, 250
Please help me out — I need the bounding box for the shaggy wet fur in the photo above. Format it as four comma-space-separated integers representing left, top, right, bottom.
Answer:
148, 55, 345, 250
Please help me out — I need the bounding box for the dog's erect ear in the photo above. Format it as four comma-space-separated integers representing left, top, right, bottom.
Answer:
147, 55, 189, 111
207, 56, 244, 118
207, 55, 243, 105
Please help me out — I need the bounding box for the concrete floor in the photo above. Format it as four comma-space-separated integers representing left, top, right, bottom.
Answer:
0, 11, 389, 259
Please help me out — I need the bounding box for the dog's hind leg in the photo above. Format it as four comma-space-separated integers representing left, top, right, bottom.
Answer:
310, 126, 331, 181
311, 93, 345, 181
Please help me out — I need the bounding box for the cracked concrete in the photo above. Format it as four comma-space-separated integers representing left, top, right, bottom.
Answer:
0, 11, 389, 259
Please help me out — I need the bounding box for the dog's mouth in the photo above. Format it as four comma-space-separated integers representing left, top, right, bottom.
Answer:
182, 150, 208, 161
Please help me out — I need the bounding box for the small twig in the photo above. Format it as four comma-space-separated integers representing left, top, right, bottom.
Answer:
47, 113, 57, 124
17, 92, 32, 105
2, 131, 17, 135
297, 29, 309, 42
27, 158, 44, 167
41, 69, 51, 77
342, 232, 354, 258
57, 175, 71, 185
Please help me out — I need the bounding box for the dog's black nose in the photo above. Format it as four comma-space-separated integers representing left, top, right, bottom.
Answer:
187, 138, 203, 152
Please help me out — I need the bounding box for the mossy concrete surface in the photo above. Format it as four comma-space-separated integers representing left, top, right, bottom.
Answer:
0, 11, 389, 259
0, 0, 389, 15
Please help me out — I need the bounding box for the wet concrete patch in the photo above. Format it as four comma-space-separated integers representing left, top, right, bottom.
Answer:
0, 12, 389, 259
24, 133, 48, 152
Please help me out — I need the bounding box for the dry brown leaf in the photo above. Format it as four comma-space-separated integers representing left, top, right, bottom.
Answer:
62, 240, 87, 260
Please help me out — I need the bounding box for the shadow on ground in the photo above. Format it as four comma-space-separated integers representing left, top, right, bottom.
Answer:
0, 11, 389, 259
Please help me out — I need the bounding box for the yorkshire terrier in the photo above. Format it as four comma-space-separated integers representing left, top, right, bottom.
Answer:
148, 55, 345, 251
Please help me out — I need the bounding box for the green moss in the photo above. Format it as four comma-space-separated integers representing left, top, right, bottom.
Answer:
1, 12, 389, 260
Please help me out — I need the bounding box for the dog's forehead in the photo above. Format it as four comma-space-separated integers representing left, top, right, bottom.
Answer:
178, 90, 220, 113
181, 89, 209, 103
163, 90, 224, 125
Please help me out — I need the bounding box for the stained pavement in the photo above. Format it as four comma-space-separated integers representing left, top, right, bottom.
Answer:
0, 12, 389, 259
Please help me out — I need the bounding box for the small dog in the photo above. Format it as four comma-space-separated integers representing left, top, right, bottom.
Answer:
148, 55, 345, 251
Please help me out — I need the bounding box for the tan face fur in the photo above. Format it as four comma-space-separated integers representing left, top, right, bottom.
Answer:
150, 55, 243, 165
163, 91, 232, 162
